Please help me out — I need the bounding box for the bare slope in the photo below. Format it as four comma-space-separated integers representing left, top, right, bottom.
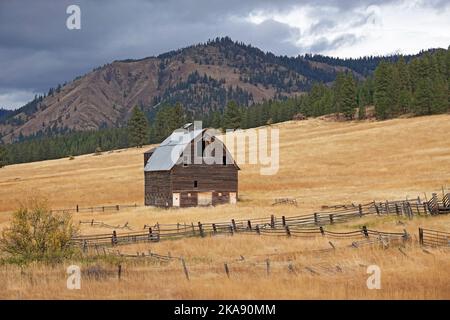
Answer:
0, 38, 351, 142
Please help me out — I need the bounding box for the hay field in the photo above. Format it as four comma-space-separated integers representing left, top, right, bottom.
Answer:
0, 114, 450, 299
1, 114, 450, 227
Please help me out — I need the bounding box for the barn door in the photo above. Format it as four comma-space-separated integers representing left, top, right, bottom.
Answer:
230, 192, 237, 204
172, 193, 180, 207
198, 192, 212, 206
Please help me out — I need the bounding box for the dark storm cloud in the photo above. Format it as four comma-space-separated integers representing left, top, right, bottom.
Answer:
0, 0, 445, 109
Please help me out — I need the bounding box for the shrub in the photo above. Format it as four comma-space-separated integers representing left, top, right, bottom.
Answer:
94, 147, 102, 156
0, 198, 78, 263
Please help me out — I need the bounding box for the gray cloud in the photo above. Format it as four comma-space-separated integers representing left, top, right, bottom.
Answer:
0, 0, 447, 109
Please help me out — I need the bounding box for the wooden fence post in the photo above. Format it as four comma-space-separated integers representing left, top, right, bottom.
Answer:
285, 225, 291, 237
419, 228, 424, 246
231, 219, 237, 232
118, 264, 122, 281
314, 213, 319, 225
224, 263, 230, 278
402, 229, 409, 241
386, 200, 390, 214
406, 202, 413, 219
329, 214, 334, 224
255, 225, 260, 235
76, 204, 79, 213
148, 227, 153, 241
247, 220, 252, 230
83, 240, 87, 253
417, 196, 421, 204
229, 225, 234, 236
191, 222, 195, 235
212, 223, 217, 234
181, 258, 190, 280
112, 230, 117, 245
116, 205, 120, 211
282, 216, 286, 227
270, 215, 275, 228
395, 203, 400, 216
198, 222, 204, 237
423, 203, 428, 215
374, 202, 380, 215
319, 226, 325, 236
362, 226, 369, 238
358, 204, 363, 217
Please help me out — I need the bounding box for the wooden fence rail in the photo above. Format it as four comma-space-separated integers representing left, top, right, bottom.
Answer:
419, 227, 450, 247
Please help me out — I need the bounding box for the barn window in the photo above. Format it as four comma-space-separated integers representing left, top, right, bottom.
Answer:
188, 193, 191, 197
222, 156, 227, 165
194, 180, 198, 188
183, 154, 188, 167
218, 192, 222, 196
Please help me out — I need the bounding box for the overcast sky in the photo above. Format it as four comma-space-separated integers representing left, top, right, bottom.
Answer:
1, 0, 449, 110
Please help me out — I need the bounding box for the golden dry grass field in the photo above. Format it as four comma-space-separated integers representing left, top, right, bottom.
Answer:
0, 114, 450, 299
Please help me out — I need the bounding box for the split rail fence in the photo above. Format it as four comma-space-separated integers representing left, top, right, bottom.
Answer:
70, 192, 450, 249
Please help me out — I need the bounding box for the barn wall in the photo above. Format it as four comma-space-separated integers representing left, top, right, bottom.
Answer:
180, 191, 198, 207
212, 191, 230, 206
171, 164, 238, 194
144, 171, 172, 207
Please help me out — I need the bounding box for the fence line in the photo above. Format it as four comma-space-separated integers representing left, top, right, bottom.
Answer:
69, 192, 449, 249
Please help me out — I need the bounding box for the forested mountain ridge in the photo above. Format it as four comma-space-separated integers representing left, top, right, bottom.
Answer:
0, 37, 362, 143
1, 37, 447, 144
1, 45, 448, 166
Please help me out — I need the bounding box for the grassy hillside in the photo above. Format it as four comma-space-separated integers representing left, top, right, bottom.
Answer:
1, 114, 450, 215
0, 115, 449, 299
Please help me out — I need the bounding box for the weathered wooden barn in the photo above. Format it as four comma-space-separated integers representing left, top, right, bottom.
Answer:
144, 124, 239, 207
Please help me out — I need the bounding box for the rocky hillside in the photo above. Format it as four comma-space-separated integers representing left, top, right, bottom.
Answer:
0, 37, 359, 143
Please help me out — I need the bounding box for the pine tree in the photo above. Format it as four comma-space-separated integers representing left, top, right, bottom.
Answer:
170, 102, 186, 129
374, 61, 392, 119
211, 111, 222, 129
430, 55, 448, 114
341, 74, 357, 119
358, 104, 366, 120
0, 144, 8, 168
222, 101, 241, 129
396, 57, 412, 114
333, 72, 346, 118
413, 57, 432, 115
127, 106, 149, 148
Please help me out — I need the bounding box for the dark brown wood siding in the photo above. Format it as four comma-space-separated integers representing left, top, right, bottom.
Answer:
171, 164, 238, 194
144, 171, 172, 207
180, 192, 198, 207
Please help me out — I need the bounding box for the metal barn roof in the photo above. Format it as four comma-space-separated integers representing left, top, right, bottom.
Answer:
144, 128, 204, 172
